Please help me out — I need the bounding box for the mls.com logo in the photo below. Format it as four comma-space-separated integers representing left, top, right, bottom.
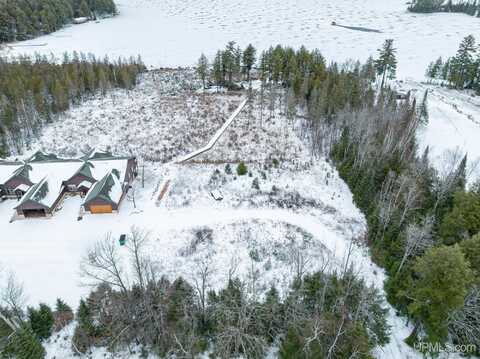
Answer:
414, 342, 477, 354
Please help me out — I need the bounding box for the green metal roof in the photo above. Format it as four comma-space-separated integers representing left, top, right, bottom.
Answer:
81, 149, 114, 161
68, 161, 95, 182
10, 163, 32, 182
84, 170, 121, 205
28, 151, 59, 163
15, 177, 49, 209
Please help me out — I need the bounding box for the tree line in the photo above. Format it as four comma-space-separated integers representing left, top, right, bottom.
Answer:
0, 0, 117, 44
408, 0, 480, 16
0, 228, 390, 359
197, 41, 479, 355
0, 53, 145, 156
426, 34, 480, 94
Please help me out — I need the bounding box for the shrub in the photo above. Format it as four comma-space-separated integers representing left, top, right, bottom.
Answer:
225, 164, 232, 174
237, 162, 247, 176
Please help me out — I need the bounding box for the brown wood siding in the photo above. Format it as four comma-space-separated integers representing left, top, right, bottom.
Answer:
4, 176, 33, 190
16, 200, 50, 216
90, 205, 113, 214
85, 198, 118, 212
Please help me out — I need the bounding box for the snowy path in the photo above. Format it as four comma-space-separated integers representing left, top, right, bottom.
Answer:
155, 98, 247, 203
404, 81, 480, 183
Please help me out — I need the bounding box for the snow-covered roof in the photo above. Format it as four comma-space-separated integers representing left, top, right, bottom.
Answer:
0, 162, 22, 184
83, 170, 123, 205
2, 151, 133, 210
81, 149, 114, 161
88, 158, 129, 183
78, 181, 93, 188
15, 177, 53, 209
14, 184, 31, 192
28, 150, 59, 163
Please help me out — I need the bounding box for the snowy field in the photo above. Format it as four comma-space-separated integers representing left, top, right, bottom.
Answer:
2, 0, 480, 79
400, 81, 480, 184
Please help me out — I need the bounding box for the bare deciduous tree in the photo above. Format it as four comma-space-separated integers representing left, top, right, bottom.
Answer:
80, 232, 129, 293
397, 215, 435, 275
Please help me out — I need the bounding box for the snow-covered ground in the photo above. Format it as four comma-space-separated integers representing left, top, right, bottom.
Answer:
400, 81, 480, 184
0, 72, 431, 358
0, 0, 479, 355
3, 0, 480, 79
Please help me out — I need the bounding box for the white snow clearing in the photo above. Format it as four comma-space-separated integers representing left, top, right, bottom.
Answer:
399, 80, 480, 183
3, 0, 480, 80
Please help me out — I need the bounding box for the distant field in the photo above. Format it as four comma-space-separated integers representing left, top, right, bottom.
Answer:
3, 0, 480, 79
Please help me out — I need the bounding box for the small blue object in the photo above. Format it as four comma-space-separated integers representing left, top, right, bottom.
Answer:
119, 234, 126, 246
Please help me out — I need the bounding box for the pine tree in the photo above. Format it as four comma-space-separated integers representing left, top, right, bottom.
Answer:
196, 53, 209, 89
212, 51, 223, 87
55, 298, 72, 313
426, 57, 443, 79
449, 35, 477, 89
78, 0, 91, 18
2, 325, 45, 359
76, 299, 94, 335
222, 41, 237, 85
28, 304, 54, 340
374, 39, 397, 90
242, 44, 257, 82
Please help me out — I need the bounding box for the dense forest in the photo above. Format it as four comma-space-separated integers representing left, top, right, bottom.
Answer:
426, 34, 480, 93
408, 0, 480, 16
0, 53, 145, 156
199, 41, 480, 355
0, 0, 117, 43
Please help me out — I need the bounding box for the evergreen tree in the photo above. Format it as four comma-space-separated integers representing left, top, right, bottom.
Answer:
196, 53, 209, 89
440, 191, 480, 245
28, 304, 54, 340
78, 0, 91, 18
242, 44, 257, 82
449, 35, 477, 89
2, 325, 45, 359
408, 245, 473, 342
55, 298, 72, 313
426, 57, 443, 79
460, 233, 480, 278
212, 51, 223, 87
374, 39, 397, 90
